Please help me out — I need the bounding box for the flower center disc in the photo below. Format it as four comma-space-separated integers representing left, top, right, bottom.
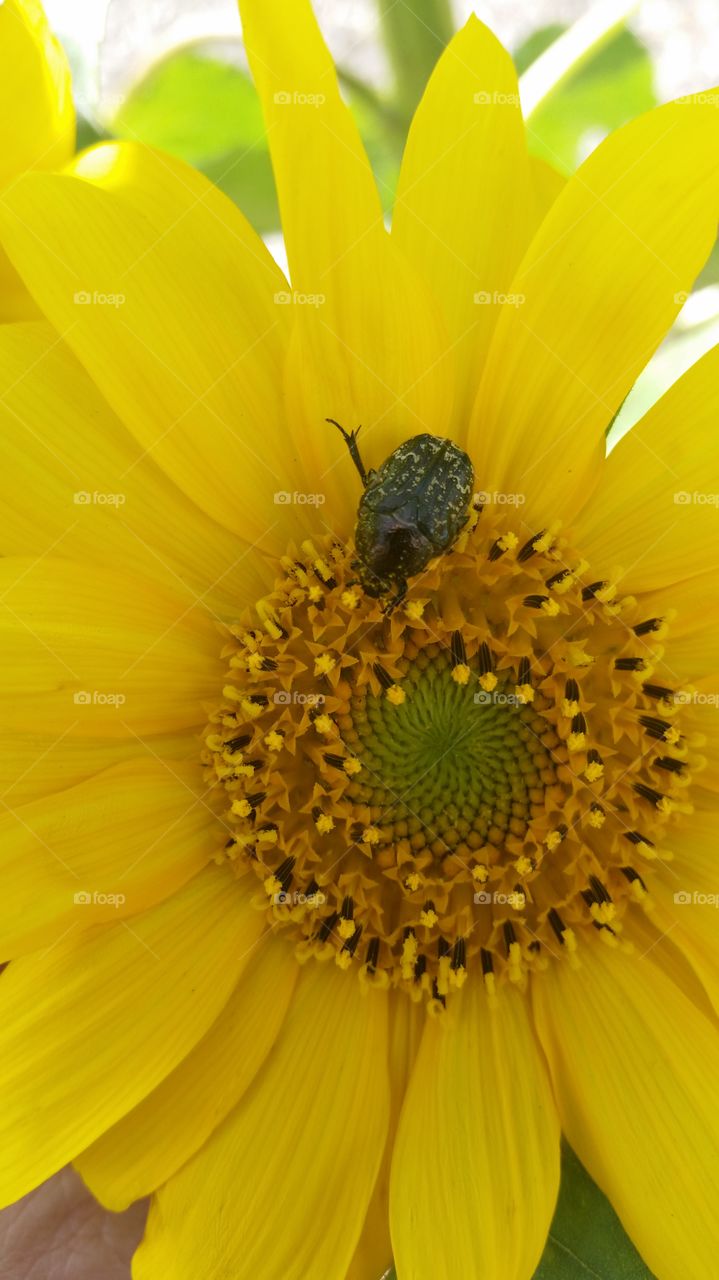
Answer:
343, 650, 556, 846
203, 504, 696, 1003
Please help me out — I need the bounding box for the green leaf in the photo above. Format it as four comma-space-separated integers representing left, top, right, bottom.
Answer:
533, 1145, 656, 1279
114, 46, 262, 159
383, 1144, 655, 1279
199, 147, 280, 234
517, 25, 655, 173
112, 46, 280, 231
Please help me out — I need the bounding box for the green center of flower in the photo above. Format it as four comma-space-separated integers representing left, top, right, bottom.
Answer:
202, 504, 697, 1004
343, 648, 556, 845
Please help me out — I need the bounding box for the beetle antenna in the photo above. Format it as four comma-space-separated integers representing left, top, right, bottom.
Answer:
326, 418, 368, 485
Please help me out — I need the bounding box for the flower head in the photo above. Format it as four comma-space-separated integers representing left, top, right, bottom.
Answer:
1, 3, 719, 1279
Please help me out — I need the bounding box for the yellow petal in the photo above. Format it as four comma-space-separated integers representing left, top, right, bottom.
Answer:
392, 16, 533, 421
0, 143, 299, 546
76, 935, 297, 1208
0, 253, 42, 323
648, 890, 719, 1024
648, 788, 719, 1013
134, 965, 389, 1280
620, 907, 717, 1022
0, 557, 223, 737
238, 0, 381, 299
0, 0, 74, 186
0, 759, 218, 957
0, 0, 74, 322
0, 728, 197, 808
469, 93, 719, 527
283, 253, 453, 516
533, 937, 719, 1280
346, 993, 424, 1280
0, 322, 271, 613
0, 865, 265, 1205
390, 983, 560, 1280
239, 0, 454, 490
572, 343, 719, 593
530, 155, 566, 226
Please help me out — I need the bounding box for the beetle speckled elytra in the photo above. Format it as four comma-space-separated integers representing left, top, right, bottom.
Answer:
327, 419, 474, 612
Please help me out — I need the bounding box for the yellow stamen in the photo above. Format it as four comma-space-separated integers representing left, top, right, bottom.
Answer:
314, 653, 336, 677
584, 760, 604, 782
362, 826, 381, 845
313, 714, 334, 736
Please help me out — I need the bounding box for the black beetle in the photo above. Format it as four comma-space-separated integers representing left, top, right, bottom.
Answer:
327, 419, 474, 611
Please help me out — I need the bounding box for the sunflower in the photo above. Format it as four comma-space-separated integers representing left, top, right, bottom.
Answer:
1, 1, 719, 1277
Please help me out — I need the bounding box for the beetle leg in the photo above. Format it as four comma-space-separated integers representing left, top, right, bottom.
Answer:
326, 418, 369, 486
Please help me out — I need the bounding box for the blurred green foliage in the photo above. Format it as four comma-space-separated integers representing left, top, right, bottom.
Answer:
377, 0, 454, 122
516, 25, 655, 172
101, 9, 661, 235
113, 49, 279, 231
